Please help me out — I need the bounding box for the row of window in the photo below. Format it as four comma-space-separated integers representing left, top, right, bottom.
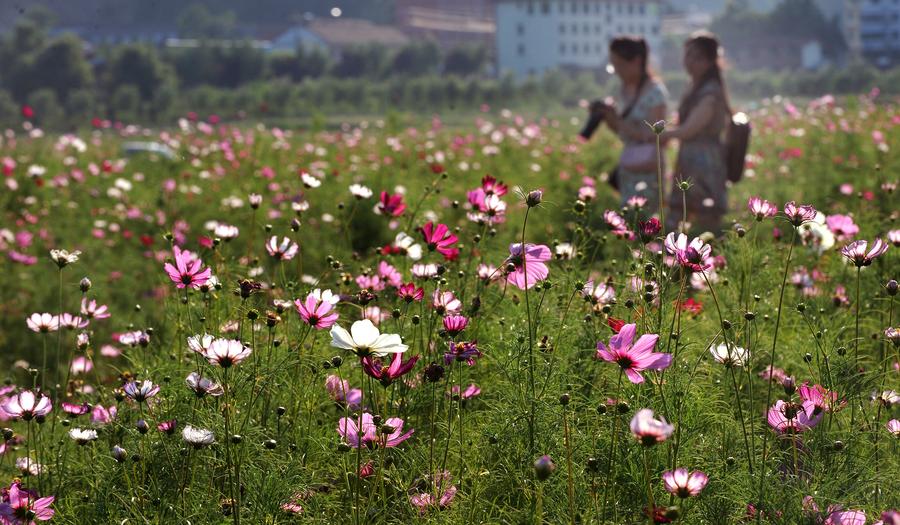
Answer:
515, 22, 658, 35
519, 1, 648, 16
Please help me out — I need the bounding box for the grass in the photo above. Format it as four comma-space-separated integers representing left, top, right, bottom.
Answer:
0, 92, 897, 524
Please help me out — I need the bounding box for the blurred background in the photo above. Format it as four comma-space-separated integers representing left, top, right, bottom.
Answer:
0, 0, 896, 128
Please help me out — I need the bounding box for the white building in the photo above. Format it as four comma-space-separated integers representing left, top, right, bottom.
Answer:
495, 0, 663, 77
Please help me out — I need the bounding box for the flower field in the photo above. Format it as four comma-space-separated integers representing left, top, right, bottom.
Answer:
0, 93, 898, 524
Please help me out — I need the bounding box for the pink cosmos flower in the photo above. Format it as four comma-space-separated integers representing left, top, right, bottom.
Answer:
889, 229, 900, 247
784, 201, 818, 226
630, 409, 674, 445
448, 384, 481, 400
875, 510, 900, 525
803, 496, 867, 525
409, 471, 457, 514
432, 290, 462, 315
377, 261, 403, 288
505, 243, 551, 290
337, 413, 413, 449
294, 291, 339, 329
265, 236, 299, 261
665, 233, 712, 273
420, 222, 459, 260
841, 238, 889, 267
825, 214, 859, 240
123, 380, 160, 403
25, 314, 57, 333
204, 338, 252, 367
80, 298, 110, 320
0, 482, 55, 524
662, 468, 708, 498
1, 391, 52, 421
748, 197, 777, 221
57, 313, 88, 330
798, 382, 845, 414
596, 323, 670, 384
767, 400, 822, 434
886, 419, 900, 437
61, 402, 90, 417
362, 353, 420, 387
480, 175, 507, 196
91, 404, 117, 425
164, 245, 212, 289
442, 315, 468, 337
325, 375, 362, 410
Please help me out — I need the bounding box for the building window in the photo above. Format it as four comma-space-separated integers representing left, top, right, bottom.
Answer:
583, 2, 589, 13
518, 43, 526, 56
571, 1, 577, 12
560, 43, 566, 54
541, 1, 550, 14
517, 23, 525, 35
628, 4, 633, 14
651, 25, 659, 35
572, 23, 578, 34
639, 4, 646, 14
584, 23, 589, 33
527, 1, 534, 15
560, 23, 566, 33
573, 44, 578, 55
595, 24, 601, 33
584, 43, 589, 53
607, 15, 612, 23
596, 43, 603, 52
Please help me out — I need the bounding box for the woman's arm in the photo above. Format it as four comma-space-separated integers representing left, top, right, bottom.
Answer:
661, 95, 716, 142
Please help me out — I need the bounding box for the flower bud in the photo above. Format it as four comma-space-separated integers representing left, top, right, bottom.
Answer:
651, 120, 666, 134
112, 445, 127, 463
525, 189, 543, 208
80, 277, 92, 293
887, 279, 898, 296
533, 455, 556, 481
782, 376, 796, 396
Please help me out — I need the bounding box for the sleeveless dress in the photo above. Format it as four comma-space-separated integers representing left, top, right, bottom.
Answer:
667, 80, 730, 233
616, 79, 668, 213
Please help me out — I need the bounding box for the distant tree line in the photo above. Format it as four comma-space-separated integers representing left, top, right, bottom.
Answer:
2, 7, 900, 129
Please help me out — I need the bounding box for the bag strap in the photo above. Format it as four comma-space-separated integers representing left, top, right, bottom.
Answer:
620, 74, 648, 120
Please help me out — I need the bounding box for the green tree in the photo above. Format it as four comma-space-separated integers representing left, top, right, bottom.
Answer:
176, 3, 238, 39
331, 45, 388, 78
110, 84, 142, 122
107, 45, 174, 103
26, 88, 64, 128
27, 34, 94, 105
390, 40, 440, 76
444, 44, 489, 77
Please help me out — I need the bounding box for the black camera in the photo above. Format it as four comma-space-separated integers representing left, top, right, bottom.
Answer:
580, 99, 607, 139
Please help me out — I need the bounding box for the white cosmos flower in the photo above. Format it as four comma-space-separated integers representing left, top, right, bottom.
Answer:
182, 425, 215, 448
68, 428, 99, 445
349, 184, 373, 199
311, 288, 340, 305
330, 319, 408, 357
395, 232, 422, 261
708, 343, 749, 367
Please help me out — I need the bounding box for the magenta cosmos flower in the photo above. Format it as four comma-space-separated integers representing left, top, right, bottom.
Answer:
337, 413, 413, 449
294, 291, 339, 329
630, 409, 674, 445
420, 222, 458, 259
505, 243, 551, 290
841, 238, 889, 267
0, 482, 55, 524
409, 471, 457, 515
442, 315, 468, 337
1, 391, 52, 421
596, 323, 670, 384
767, 400, 822, 434
748, 197, 777, 221
662, 468, 709, 498
665, 233, 712, 272
164, 245, 212, 289
362, 352, 420, 387
376, 191, 406, 217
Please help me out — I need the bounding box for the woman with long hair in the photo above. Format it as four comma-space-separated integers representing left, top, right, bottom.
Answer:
660, 32, 733, 234
595, 36, 668, 214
